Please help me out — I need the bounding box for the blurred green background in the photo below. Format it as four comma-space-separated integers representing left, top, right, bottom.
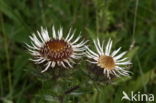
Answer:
0, 0, 156, 103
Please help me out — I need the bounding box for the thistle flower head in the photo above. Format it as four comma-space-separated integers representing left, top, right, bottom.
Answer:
86, 38, 131, 79
26, 26, 87, 73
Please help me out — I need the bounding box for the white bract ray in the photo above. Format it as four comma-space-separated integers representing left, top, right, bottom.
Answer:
86, 38, 131, 79
26, 26, 87, 73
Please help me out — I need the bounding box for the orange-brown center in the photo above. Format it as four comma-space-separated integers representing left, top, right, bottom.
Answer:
98, 55, 115, 70
47, 40, 67, 52
40, 39, 73, 61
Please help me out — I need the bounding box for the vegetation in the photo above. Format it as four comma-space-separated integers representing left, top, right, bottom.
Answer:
0, 0, 156, 103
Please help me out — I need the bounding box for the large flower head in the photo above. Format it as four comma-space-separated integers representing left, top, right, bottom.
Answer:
86, 38, 131, 79
26, 26, 87, 73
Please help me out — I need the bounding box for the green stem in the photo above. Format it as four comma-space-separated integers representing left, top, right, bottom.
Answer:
0, 68, 3, 96
0, 14, 12, 97
137, 56, 147, 92
39, 0, 46, 26
132, 0, 139, 40
95, 0, 99, 35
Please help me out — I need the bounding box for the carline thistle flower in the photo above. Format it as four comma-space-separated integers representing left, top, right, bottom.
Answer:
26, 26, 87, 73
86, 38, 131, 79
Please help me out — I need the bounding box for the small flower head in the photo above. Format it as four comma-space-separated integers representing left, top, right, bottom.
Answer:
26, 26, 87, 73
86, 38, 131, 79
